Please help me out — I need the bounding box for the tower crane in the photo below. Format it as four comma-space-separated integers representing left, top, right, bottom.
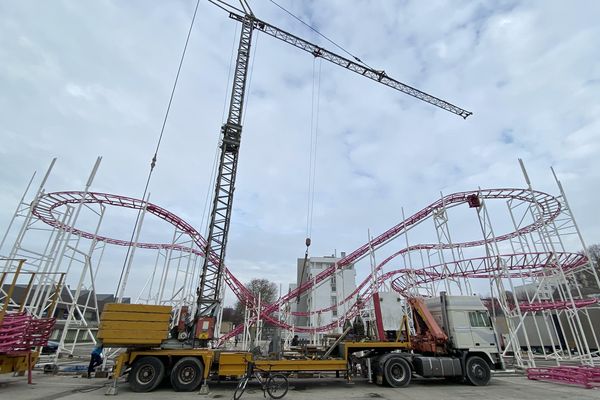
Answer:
98, 3, 482, 394
193, 0, 472, 341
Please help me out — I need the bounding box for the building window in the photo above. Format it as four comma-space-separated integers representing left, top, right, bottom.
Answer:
468, 311, 491, 328
330, 275, 337, 292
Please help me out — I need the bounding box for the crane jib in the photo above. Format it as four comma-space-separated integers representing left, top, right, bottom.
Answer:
228, 12, 472, 119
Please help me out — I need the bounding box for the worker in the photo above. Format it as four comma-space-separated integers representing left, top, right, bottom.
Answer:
291, 335, 299, 346
87, 344, 104, 378
267, 335, 274, 354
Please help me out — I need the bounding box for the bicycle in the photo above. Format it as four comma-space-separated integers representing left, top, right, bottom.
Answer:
233, 361, 289, 400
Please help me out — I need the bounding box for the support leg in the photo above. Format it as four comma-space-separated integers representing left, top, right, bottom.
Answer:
198, 379, 210, 395
27, 352, 32, 384
105, 378, 119, 396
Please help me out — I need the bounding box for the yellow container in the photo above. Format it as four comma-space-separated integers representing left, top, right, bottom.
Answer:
98, 303, 171, 347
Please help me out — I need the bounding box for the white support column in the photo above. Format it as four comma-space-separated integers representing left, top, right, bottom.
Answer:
517, 159, 595, 365
117, 193, 149, 303
2, 158, 56, 273
0, 171, 36, 255
475, 192, 535, 368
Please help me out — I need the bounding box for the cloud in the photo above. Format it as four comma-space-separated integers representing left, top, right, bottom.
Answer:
1, 0, 599, 304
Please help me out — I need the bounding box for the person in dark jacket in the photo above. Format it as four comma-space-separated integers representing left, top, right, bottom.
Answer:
87, 344, 103, 378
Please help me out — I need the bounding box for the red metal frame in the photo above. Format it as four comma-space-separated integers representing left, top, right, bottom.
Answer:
528, 366, 600, 389
0, 313, 55, 354
30, 188, 591, 342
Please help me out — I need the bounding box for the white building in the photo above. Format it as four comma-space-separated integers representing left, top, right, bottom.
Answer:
293, 253, 357, 334
514, 281, 557, 301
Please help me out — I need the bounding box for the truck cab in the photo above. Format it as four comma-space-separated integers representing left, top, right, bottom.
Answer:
368, 293, 503, 388
425, 293, 503, 370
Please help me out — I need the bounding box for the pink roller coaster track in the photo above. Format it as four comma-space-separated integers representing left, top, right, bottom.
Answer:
31, 188, 590, 342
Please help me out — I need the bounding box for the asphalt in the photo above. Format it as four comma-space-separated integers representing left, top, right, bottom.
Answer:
0, 372, 598, 400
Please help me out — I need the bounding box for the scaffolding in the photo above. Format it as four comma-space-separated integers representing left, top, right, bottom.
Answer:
387, 162, 600, 368
2, 157, 598, 369
0, 158, 202, 363
0, 158, 106, 361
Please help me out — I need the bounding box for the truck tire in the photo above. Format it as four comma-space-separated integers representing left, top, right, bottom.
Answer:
465, 356, 491, 386
170, 357, 204, 392
383, 356, 411, 387
128, 356, 165, 392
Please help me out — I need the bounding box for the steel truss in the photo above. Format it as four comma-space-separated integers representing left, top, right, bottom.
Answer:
196, 14, 254, 320
9, 157, 597, 367
1, 158, 106, 361
221, 187, 569, 341
227, 12, 472, 118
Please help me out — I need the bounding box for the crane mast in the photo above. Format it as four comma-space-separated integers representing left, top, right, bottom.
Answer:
194, 14, 254, 332
194, 2, 472, 340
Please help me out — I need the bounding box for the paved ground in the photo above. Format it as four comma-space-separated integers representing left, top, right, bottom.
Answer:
0, 372, 598, 400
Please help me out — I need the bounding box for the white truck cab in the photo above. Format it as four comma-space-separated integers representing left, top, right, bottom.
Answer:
425, 293, 503, 370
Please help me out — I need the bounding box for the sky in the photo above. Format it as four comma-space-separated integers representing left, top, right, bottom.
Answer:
1, 0, 599, 305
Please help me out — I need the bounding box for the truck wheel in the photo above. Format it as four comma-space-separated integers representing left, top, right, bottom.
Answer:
383, 356, 411, 387
170, 357, 204, 392
128, 356, 165, 392
465, 356, 491, 386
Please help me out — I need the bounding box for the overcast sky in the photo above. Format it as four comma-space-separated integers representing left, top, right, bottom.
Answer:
1, 1, 599, 304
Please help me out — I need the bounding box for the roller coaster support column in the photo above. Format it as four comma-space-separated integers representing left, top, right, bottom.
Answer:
0, 259, 25, 325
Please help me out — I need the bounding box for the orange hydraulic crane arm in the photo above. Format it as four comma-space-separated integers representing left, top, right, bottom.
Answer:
408, 297, 448, 343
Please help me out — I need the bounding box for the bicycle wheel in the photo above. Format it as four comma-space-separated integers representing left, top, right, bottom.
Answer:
233, 377, 248, 400
266, 373, 288, 399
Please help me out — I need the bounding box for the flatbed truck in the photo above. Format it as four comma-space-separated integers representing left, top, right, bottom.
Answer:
101, 292, 503, 394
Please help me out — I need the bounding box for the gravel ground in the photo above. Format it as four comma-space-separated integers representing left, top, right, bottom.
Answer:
1, 371, 599, 400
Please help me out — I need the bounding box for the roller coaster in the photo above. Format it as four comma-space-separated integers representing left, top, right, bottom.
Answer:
29, 186, 596, 355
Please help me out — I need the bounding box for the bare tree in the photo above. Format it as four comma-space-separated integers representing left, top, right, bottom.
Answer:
221, 307, 236, 323
232, 278, 278, 324
576, 244, 600, 290
587, 244, 600, 266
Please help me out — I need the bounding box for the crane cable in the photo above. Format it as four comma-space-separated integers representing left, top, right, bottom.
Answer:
306, 57, 322, 239
268, 0, 373, 70
115, 0, 201, 299
297, 57, 322, 303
